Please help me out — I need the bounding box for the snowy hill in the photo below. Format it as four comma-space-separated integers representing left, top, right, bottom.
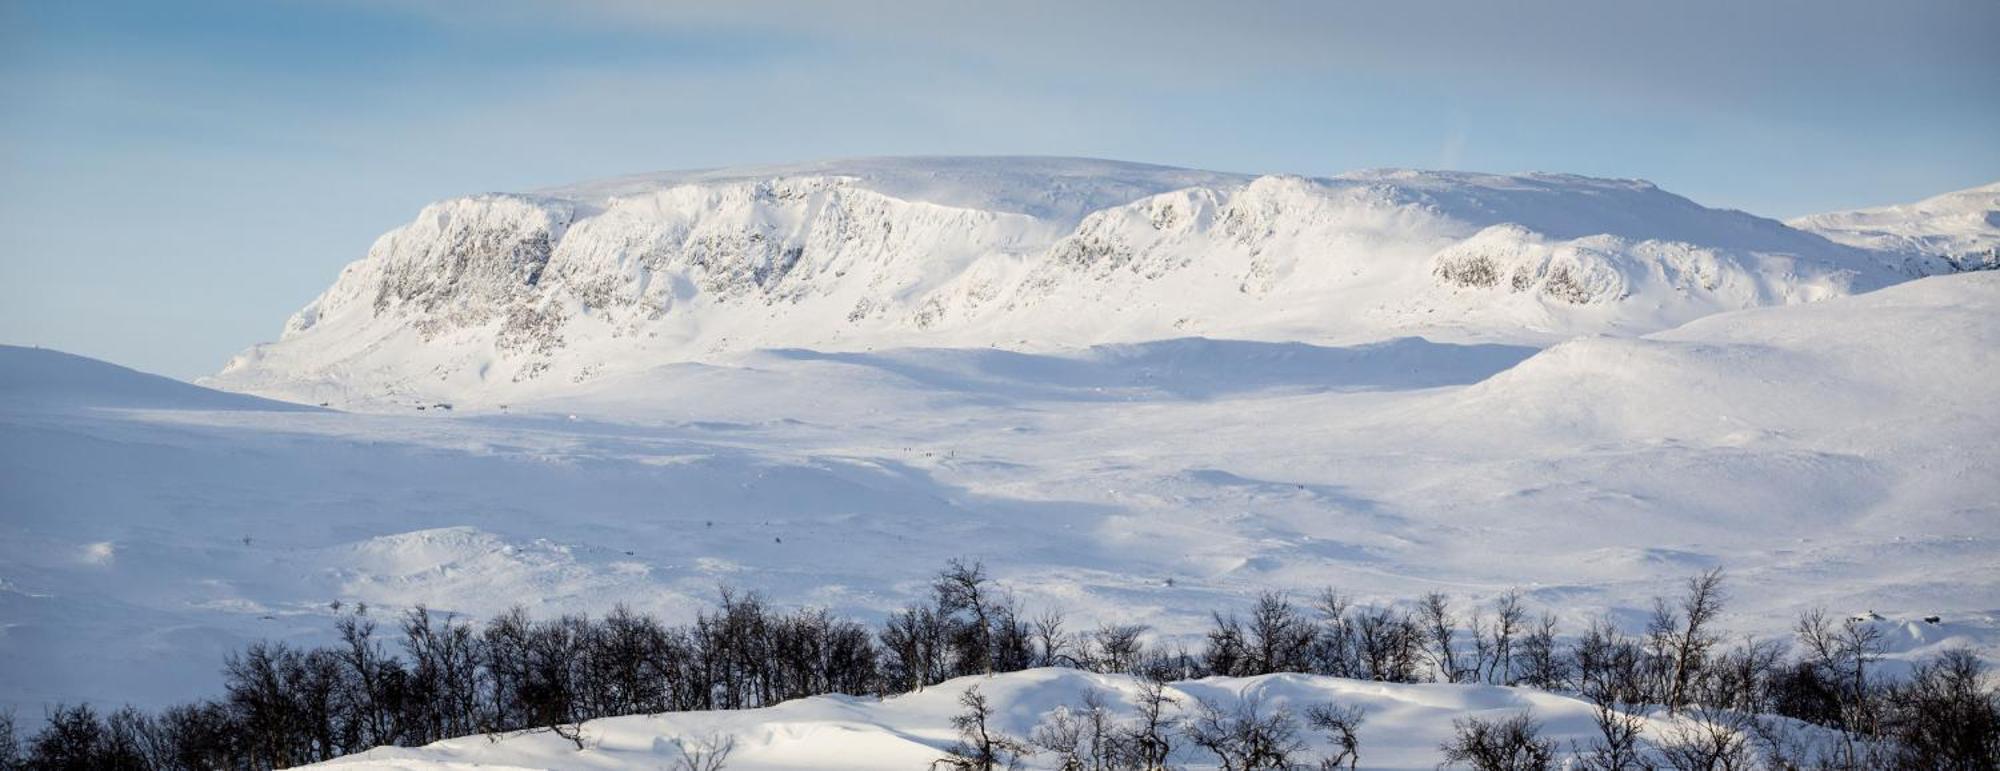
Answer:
305, 669, 1675, 771
1792, 180, 2000, 272
7, 273, 1994, 718
0, 345, 315, 412
207, 157, 1917, 407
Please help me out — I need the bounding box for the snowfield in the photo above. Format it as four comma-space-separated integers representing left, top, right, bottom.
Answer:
2, 158, 1997, 767
4, 273, 1995, 714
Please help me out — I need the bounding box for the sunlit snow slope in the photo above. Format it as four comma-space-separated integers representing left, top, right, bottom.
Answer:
208, 157, 1925, 407
1793, 180, 2000, 272
5, 273, 1995, 716
305, 669, 1707, 771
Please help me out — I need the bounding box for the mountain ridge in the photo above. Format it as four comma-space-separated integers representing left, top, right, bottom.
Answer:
208, 157, 1978, 407
1790, 180, 2000, 271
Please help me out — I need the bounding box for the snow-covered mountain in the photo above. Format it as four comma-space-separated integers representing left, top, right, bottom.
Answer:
209, 157, 1926, 406
1792, 180, 2000, 272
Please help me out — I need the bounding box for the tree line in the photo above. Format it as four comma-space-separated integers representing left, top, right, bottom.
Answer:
2, 561, 1995, 769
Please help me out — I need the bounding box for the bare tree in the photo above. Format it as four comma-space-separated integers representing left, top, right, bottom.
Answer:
1029, 705, 1087, 771
594, 604, 671, 716
1884, 648, 2000, 770
1309, 589, 1357, 679
1034, 609, 1078, 668
103, 706, 161, 769
1490, 591, 1527, 686
991, 597, 1038, 675
1090, 624, 1148, 675
935, 686, 1031, 771
0, 709, 19, 771
403, 606, 484, 741
1183, 695, 1306, 771
1206, 612, 1249, 678
1246, 592, 1316, 675
671, 731, 737, 771
1794, 607, 1885, 746
1118, 676, 1180, 770
1077, 690, 1120, 771
883, 604, 953, 693
1655, 703, 1753, 771
1470, 606, 1496, 685
1304, 702, 1366, 770
1573, 617, 1645, 707
57, 555, 2000, 771
28, 704, 108, 770
148, 700, 237, 769
1351, 606, 1421, 683
1698, 637, 1784, 716
1420, 592, 1462, 683
1570, 693, 1653, 771
1663, 570, 1726, 712
1439, 711, 1559, 771
549, 720, 588, 750
335, 611, 405, 746
1517, 613, 1567, 691
936, 560, 999, 677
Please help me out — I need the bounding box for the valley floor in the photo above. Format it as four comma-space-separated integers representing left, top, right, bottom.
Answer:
2, 274, 1996, 724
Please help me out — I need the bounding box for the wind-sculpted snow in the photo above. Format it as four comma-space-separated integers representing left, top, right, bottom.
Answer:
539, 155, 1253, 222
210, 157, 1923, 407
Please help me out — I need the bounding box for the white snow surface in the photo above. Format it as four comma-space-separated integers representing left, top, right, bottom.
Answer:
302, 668, 1781, 770
1792, 180, 2000, 271
6, 159, 1999, 768
205, 157, 1926, 408
4, 272, 1996, 723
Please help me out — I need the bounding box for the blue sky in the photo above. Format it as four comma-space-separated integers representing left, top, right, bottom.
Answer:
3, 0, 1997, 378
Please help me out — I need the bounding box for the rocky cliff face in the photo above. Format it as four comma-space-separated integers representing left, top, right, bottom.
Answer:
211, 157, 1933, 406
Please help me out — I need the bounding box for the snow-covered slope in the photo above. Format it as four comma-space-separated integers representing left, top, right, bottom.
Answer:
0, 345, 315, 412
1792, 180, 2000, 272
305, 669, 1698, 771
208, 157, 1914, 407
8, 273, 1995, 717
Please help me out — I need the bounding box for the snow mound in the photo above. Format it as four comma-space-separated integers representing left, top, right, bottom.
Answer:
306, 669, 1678, 771
1438, 271, 1999, 444
0, 345, 316, 412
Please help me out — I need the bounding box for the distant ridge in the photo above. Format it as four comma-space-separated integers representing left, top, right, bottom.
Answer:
1, 345, 318, 411
208, 157, 1968, 408
1791, 180, 2000, 272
